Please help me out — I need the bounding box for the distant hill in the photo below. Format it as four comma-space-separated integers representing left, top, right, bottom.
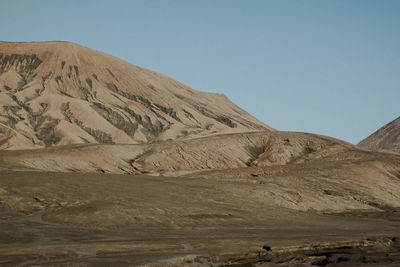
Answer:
0, 41, 271, 150
358, 116, 400, 153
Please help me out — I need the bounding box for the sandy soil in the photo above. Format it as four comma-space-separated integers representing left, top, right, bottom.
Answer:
1, 171, 400, 266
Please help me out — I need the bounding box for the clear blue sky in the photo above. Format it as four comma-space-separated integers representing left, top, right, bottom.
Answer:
2, 0, 399, 144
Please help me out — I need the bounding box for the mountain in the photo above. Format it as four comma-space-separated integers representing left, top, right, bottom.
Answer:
0, 131, 352, 174
0, 41, 271, 150
2, 42, 400, 266
2, 129, 400, 215
358, 116, 400, 153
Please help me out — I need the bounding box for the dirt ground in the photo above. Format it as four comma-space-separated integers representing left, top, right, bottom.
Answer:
1, 171, 400, 266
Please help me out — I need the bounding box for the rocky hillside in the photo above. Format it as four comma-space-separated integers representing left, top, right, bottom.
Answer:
0, 41, 271, 150
359, 116, 400, 153
0, 131, 354, 175
2, 130, 400, 217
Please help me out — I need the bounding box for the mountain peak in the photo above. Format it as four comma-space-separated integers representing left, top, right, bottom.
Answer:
358, 116, 400, 153
0, 41, 272, 150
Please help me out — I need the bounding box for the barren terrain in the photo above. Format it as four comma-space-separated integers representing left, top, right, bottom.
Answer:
1, 132, 400, 265
359, 116, 400, 154
2, 171, 400, 266
1, 41, 400, 266
0, 41, 270, 150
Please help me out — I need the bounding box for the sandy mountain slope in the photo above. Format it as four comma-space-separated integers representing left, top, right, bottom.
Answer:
359, 116, 400, 153
0, 41, 271, 150
2, 130, 400, 215
0, 131, 354, 174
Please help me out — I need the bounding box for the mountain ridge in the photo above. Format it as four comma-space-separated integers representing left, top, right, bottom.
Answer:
0, 41, 272, 150
358, 116, 400, 153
